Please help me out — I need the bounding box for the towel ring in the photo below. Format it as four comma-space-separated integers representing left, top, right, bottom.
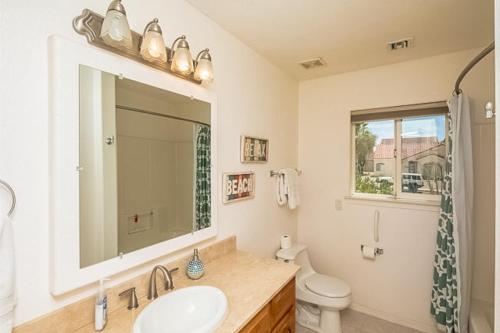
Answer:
0, 179, 16, 217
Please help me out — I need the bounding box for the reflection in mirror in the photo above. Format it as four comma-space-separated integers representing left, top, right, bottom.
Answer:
79, 65, 211, 268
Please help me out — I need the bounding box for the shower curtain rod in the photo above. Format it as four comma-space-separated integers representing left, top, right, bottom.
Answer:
116, 104, 210, 126
454, 42, 495, 94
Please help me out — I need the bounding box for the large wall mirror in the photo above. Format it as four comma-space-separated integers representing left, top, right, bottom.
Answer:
49, 37, 217, 294
79, 65, 212, 268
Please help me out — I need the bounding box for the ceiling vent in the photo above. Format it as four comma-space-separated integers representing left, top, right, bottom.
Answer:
299, 57, 327, 69
388, 37, 414, 51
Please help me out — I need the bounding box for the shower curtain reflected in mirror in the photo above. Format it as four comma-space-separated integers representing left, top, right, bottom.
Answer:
195, 124, 211, 230
431, 93, 473, 333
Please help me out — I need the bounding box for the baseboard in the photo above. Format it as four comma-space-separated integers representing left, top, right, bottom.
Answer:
349, 303, 440, 333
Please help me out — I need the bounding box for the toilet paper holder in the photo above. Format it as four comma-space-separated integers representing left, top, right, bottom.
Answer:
360, 245, 384, 256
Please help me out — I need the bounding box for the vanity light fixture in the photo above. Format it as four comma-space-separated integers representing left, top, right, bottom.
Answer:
194, 49, 214, 82
73, 6, 214, 84
100, 0, 133, 49
170, 36, 194, 75
140, 19, 167, 63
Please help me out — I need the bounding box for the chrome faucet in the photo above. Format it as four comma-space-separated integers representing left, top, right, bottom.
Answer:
147, 265, 179, 300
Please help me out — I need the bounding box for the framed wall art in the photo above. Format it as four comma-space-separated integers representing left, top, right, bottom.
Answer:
240, 135, 269, 163
222, 172, 255, 203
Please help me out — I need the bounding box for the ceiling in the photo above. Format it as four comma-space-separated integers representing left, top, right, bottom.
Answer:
187, 0, 494, 80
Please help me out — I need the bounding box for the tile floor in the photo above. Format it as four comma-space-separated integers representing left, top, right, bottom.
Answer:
295, 308, 425, 333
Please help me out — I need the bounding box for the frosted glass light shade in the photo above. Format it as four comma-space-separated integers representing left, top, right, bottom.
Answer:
140, 31, 167, 63
194, 58, 214, 82
171, 47, 194, 75
100, 10, 133, 49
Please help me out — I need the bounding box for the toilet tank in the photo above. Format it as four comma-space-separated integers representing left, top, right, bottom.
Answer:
276, 244, 308, 264
276, 244, 314, 278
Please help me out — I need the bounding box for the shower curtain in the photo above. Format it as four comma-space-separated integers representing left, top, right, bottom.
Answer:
431, 94, 473, 333
195, 124, 211, 230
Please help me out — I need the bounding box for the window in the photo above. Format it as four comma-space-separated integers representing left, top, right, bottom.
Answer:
408, 161, 418, 173
351, 102, 448, 201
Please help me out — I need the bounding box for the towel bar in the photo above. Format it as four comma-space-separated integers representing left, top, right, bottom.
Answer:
0, 179, 16, 217
270, 169, 302, 177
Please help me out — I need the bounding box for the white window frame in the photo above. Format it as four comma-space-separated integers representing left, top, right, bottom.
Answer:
349, 102, 448, 204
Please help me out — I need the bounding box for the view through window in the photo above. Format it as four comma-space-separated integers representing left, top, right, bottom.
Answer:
353, 109, 447, 199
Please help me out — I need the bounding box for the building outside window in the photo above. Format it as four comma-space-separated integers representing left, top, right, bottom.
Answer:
351, 102, 448, 201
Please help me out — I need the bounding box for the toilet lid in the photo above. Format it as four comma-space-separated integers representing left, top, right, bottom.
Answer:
305, 274, 351, 298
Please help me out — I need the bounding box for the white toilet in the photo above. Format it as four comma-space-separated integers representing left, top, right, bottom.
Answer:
276, 244, 351, 333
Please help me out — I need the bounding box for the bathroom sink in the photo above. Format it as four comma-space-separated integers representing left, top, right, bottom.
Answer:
133, 286, 228, 333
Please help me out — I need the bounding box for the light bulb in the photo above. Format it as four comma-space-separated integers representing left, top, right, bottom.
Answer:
170, 37, 194, 75
146, 33, 163, 57
100, 0, 132, 49
140, 19, 167, 63
194, 58, 213, 81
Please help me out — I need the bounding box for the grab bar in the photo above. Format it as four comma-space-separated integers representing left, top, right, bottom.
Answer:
0, 179, 16, 216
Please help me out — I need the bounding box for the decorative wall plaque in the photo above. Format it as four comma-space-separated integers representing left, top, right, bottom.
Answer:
240, 136, 269, 163
222, 172, 255, 203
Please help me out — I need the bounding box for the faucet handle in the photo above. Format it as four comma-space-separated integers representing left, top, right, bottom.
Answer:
119, 287, 139, 310
166, 267, 179, 290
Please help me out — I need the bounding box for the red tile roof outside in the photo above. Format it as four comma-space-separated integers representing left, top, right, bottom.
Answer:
372, 137, 441, 159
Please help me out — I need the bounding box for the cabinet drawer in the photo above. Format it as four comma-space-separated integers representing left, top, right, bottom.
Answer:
271, 309, 294, 333
270, 279, 295, 327
240, 303, 271, 333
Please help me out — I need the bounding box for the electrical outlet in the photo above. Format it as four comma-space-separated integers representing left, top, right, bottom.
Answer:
335, 199, 343, 211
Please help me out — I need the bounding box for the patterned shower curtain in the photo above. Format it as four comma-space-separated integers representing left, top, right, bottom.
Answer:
195, 124, 211, 230
430, 118, 458, 332
431, 94, 473, 333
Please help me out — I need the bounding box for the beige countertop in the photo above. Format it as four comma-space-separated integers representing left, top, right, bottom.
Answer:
75, 250, 299, 333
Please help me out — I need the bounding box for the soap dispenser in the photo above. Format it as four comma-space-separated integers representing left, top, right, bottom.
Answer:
186, 248, 205, 280
95, 278, 109, 331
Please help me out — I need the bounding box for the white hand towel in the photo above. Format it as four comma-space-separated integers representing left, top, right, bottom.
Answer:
276, 173, 287, 206
0, 216, 15, 333
281, 168, 300, 209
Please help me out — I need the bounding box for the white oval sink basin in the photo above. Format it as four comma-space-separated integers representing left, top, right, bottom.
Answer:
133, 286, 228, 333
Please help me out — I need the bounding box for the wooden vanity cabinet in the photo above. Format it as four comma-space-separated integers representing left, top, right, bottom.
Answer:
240, 278, 296, 333
272, 310, 294, 333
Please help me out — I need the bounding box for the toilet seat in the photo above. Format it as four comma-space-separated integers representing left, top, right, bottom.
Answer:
305, 274, 351, 298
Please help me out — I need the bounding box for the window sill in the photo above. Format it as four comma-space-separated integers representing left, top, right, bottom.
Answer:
344, 194, 441, 211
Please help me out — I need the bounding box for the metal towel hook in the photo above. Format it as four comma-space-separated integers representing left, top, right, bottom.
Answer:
0, 179, 16, 217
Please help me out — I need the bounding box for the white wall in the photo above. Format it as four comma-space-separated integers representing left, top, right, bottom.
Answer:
0, 0, 298, 325
469, 53, 496, 305
298, 48, 494, 333
495, 1, 500, 331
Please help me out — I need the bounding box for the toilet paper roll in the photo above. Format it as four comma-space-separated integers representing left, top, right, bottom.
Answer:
280, 235, 292, 249
362, 245, 376, 260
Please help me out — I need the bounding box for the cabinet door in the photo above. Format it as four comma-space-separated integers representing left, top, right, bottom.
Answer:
288, 304, 296, 333
240, 304, 271, 333
271, 310, 294, 333
270, 279, 295, 327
